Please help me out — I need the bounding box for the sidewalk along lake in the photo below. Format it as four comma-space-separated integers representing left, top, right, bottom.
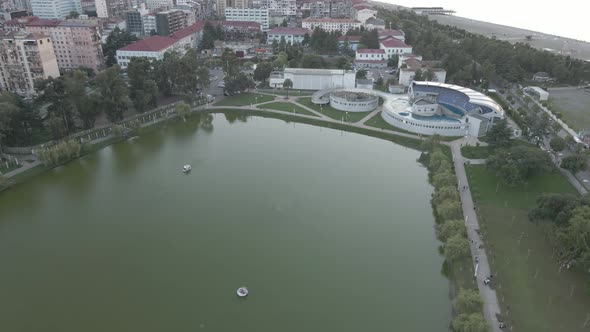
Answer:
0, 113, 452, 331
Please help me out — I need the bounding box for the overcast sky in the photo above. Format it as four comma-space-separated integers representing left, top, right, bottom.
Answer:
382, 0, 590, 42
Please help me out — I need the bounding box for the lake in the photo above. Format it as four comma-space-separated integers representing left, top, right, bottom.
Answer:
0, 113, 451, 331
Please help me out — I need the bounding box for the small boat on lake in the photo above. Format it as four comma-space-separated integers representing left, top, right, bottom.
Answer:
182, 165, 191, 173
237, 287, 248, 297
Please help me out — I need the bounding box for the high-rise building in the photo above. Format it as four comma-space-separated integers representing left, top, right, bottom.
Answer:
155, 10, 185, 36
142, 14, 156, 35
30, 0, 82, 19
125, 10, 144, 36
0, 30, 60, 97
225, 7, 269, 30
95, 0, 128, 18
217, 0, 250, 17
7, 17, 105, 72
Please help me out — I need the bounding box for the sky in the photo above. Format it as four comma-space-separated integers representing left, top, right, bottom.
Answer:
381, 0, 590, 42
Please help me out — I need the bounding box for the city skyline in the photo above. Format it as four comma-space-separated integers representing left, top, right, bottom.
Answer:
384, 0, 590, 42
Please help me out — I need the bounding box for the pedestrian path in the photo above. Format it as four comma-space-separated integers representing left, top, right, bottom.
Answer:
451, 139, 503, 332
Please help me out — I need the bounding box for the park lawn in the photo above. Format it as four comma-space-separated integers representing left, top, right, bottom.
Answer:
461, 139, 535, 159
461, 146, 491, 159
548, 90, 590, 131
258, 102, 318, 117
214, 92, 274, 106
466, 165, 590, 332
297, 97, 371, 123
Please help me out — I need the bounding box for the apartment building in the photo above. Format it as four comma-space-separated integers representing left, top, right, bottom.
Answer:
30, 0, 81, 19
155, 10, 185, 36
0, 30, 60, 96
302, 17, 360, 33
13, 17, 105, 72
225, 7, 269, 30
95, 0, 128, 18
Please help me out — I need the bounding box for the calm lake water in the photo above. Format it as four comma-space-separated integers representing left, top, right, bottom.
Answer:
0, 113, 451, 331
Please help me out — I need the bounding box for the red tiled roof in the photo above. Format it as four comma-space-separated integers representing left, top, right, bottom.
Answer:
119, 35, 177, 52
354, 5, 374, 11
170, 21, 205, 39
267, 27, 310, 35
4, 16, 61, 27
357, 48, 385, 54
378, 29, 405, 37
338, 35, 361, 42
380, 37, 410, 48
303, 18, 360, 23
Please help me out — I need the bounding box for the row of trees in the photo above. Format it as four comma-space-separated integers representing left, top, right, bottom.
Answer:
420, 136, 487, 331
0, 49, 210, 147
378, 8, 590, 85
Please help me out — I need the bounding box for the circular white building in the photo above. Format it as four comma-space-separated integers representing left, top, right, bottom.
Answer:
380, 81, 504, 137
311, 82, 504, 137
329, 91, 379, 112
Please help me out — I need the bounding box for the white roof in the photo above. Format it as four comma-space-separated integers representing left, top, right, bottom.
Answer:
526, 86, 549, 96
413, 81, 504, 115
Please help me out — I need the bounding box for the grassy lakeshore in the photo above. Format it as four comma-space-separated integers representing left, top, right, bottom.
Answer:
466, 164, 590, 332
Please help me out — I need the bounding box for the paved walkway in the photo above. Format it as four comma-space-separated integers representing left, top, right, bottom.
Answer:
356, 108, 381, 124
451, 139, 503, 332
2, 157, 41, 178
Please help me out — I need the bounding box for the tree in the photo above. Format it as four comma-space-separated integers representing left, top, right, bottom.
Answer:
300, 54, 325, 68
175, 102, 191, 121
128, 57, 158, 113
360, 29, 379, 49
437, 199, 463, 220
487, 145, 553, 185
356, 69, 368, 79
279, 36, 287, 52
413, 69, 424, 81
528, 193, 586, 225
557, 206, 590, 270
436, 219, 466, 242
452, 313, 488, 332
444, 234, 471, 262
0, 95, 21, 149
550, 137, 566, 152
95, 66, 129, 123
254, 62, 273, 85
102, 27, 139, 67
66, 11, 79, 19
432, 171, 456, 188
221, 48, 240, 78
36, 77, 74, 137
272, 51, 288, 69
283, 79, 293, 98
561, 153, 588, 173
302, 33, 310, 45
486, 119, 512, 148
453, 289, 483, 314
424, 69, 435, 81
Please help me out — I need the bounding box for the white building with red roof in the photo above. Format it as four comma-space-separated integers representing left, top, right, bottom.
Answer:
354, 48, 386, 68
302, 18, 361, 33
267, 27, 311, 44
378, 29, 405, 42
354, 6, 377, 24
379, 36, 412, 59
116, 35, 179, 68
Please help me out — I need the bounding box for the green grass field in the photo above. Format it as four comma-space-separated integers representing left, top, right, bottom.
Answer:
466, 165, 590, 332
258, 102, 318, 117
214, 93, 275, 106
296, 97, 371, 123
461, 146, 491, 159
548, 89, 590, 131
